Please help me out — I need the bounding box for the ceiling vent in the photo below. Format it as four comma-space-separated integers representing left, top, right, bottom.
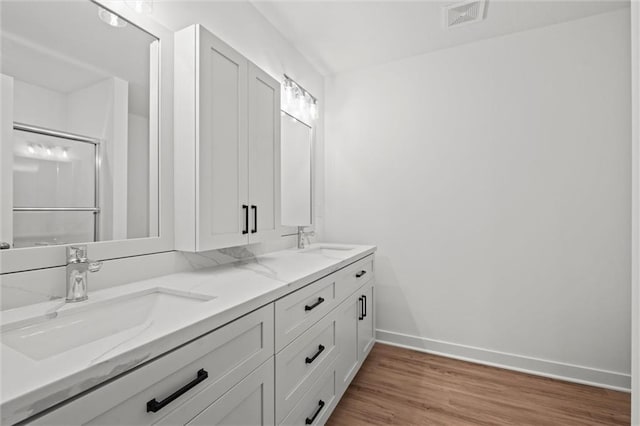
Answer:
444, 0, 487, 29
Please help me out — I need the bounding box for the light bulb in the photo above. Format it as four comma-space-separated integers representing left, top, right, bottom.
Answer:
297, 91, 307, 114
62, 148, 69, 159
309, 100, 318, 120
284, 81, 294, 106
126, 0, 153, 14
27, 144, 35, 154
98, 8, 127, 28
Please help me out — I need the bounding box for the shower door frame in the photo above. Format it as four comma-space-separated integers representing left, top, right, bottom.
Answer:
12, 122, 101, 244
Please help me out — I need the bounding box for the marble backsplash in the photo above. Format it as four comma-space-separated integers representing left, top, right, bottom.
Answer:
0, 235, 301, 311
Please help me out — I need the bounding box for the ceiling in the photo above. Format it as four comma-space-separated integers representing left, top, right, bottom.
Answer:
251, 0, 630, 76
0, 1, 156, 117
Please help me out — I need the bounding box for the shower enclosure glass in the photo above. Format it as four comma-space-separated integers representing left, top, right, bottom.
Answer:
12, 125, 99, 248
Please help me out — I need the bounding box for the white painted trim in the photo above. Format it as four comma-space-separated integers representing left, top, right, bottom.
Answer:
376, 329, 631, 392
631, 1, 639, 423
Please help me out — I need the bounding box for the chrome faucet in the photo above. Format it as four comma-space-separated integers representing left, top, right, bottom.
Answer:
66, 245, 102, 302
297, 226, 315, 249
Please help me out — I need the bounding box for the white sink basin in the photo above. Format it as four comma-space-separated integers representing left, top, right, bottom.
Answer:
1, 288, 215, 360
301, 244, 356, 256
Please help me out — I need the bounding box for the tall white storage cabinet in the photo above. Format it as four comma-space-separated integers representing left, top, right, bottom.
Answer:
174, 24, 281, 252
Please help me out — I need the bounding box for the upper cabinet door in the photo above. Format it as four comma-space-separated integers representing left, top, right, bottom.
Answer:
175, 25, 282, 252
248, 63, 281, 244
197, 28, 249, 250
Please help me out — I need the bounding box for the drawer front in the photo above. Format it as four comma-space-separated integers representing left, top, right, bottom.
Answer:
280, 362, 336, 426
275, 275, 335, 352
336, 256, 373, 301
275, 312, 337, 423
31, 305, 274, 426
182, 358, 274, 426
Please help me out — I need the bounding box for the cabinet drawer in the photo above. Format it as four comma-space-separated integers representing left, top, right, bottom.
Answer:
181, 358, 274, 426
275, 312, 337, 423
30, 305, 274, 426
336, 256, 373, 301
275, 275, 335, 352
280, 362, 336, 426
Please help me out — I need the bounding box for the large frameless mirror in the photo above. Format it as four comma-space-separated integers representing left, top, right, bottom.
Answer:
0, 0, 159, 249
281, 111, 313, 227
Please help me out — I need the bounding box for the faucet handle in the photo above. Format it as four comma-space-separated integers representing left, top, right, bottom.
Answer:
88, 261, 103, 273
67, 245, 87, 262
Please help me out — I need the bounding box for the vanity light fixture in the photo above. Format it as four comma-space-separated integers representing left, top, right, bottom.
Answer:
282, 74, 318, 123
98, 8, 127, 28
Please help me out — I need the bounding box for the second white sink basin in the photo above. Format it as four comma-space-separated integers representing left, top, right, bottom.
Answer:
302, 244, 356, 256
1, 288, 215, 360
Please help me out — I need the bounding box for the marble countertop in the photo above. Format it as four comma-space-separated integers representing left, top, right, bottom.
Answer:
0, 243, 376, 424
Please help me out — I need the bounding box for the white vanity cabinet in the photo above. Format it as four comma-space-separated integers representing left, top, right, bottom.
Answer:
274, 255, 375, 424
174, 24, 281, 252
21, 253, 375, 426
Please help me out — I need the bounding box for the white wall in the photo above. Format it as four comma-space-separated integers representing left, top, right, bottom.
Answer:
127, 113, 149, 239
325, 9, 632, 389
12, 80, 66, 129
67, 77, 129, 241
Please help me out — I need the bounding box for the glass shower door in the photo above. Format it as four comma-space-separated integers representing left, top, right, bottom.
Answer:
12, 124, 100, 248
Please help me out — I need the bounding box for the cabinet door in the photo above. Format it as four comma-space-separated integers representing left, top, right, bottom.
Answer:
358, 282, 375, 360
248, 63, 280, 244
335, 293, 360, 397
185, 359, 274, 426
197, 27, 249, 250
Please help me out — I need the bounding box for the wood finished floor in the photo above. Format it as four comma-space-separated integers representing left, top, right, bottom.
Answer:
327, 343, 630, 426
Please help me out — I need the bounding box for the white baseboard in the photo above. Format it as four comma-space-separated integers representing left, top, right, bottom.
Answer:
376, 329, 631, 392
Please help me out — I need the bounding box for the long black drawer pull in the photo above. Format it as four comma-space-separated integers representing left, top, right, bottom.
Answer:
305, 400, 325, 425
355, 270, 367, 278
305, 344, 325, 364
146, 369, 208, 413
358, 297, 364, 321
304, 297, 325, 311
362, 294, 367, 318
251, 205, 257, 234
242, 205, 249, 235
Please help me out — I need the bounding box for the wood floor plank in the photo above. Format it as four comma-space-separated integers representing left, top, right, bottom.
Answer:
327, 343, 630, 426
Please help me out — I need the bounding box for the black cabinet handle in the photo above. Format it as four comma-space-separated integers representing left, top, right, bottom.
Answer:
355, 270, 367, 278
362, 294, 367, 318
305, 400, 325, 425
304, 297, 324, 311
242, 205, 249, 235
146, 369, 208, 413
358, 297, 364, 320
305, 344, 325, 364
251, 205, 257, 233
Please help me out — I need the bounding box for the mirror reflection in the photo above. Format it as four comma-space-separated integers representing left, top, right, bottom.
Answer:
0, 1, 159, 249
281, 112, 312, 227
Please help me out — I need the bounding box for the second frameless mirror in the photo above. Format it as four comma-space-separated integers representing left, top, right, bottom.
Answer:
281, 112, 312, 227
0, 0, 159, 249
